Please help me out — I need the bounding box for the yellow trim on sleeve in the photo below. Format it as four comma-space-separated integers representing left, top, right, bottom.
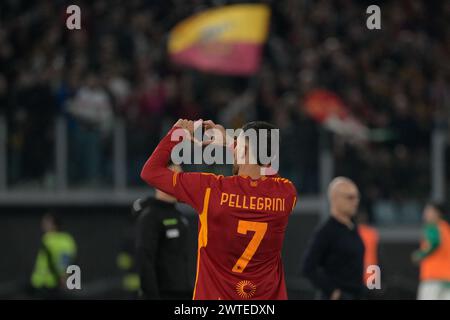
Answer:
173, 172, 178, 187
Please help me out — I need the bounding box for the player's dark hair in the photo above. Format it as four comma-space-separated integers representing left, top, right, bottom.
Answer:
241, 121, 279, 166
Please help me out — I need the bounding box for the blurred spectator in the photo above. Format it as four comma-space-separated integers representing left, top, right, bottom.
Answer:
412, 202, 450, 300
0, 0, 448, 217
11, 71, 57, 187
302, 177, 365, 300
67, 73, 114, 186
133, 164, 192, 300
30, 212, 77, 299
356, 211, 380, 289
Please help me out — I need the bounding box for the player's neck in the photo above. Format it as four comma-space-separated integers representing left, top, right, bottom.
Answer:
238, 165, 263, 180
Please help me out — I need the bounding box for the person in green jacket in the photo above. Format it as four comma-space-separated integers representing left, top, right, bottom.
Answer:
31, 212, 77, 299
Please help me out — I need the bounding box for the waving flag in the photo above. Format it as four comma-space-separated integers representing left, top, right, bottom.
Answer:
303, 89, 369, 141
168, 4, 270, 75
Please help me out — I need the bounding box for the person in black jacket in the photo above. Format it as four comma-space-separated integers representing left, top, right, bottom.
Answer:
133, 164, 192, 300
302, 177, 365, 300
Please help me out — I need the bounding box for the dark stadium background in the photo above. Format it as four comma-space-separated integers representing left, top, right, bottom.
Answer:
0, 0, 449, 299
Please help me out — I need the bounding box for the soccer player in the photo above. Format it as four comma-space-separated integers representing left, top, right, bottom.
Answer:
141, 119, 297, 300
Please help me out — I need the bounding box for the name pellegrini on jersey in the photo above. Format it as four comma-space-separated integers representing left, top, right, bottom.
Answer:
220, 192, 286, 212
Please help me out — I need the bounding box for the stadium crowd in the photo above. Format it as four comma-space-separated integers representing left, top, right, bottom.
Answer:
0, 0, 449, 223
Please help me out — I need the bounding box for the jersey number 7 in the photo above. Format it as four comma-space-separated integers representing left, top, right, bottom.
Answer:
232, 220, 268, 273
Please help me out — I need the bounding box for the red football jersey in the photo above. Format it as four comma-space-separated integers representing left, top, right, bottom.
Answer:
141, 127, 297, 300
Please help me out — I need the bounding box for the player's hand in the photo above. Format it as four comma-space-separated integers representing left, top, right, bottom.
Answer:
202, 120, 227, 146
174, 119, 195, 134
173, 119, 203, 144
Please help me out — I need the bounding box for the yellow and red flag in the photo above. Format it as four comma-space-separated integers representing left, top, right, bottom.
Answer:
168, 4, 270, 75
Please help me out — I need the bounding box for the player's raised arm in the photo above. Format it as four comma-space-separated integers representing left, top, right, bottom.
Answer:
140, 119, 196, 194
140, 119, 220, 212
